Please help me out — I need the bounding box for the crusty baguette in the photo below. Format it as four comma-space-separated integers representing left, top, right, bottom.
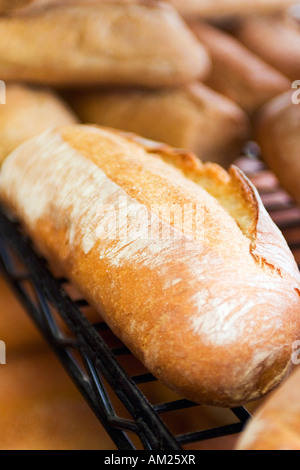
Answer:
0, 84, 78, 165
167, 0, 296, 18
0, 349, 115, 450
65, 83, 250, 167
1, 125, 300, 406
256, 91, 300, 207
234, 16, 300, 82
236, 366, 300, 450
190, 22, 291, 114
0, 1, 210, 87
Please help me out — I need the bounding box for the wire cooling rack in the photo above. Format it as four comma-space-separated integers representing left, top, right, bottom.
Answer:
0, 154, 299, 450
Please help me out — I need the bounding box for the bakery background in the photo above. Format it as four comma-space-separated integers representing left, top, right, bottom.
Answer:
0, 0, 299, 451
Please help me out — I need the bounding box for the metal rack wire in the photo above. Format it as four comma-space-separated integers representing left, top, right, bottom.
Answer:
0, 155, 299, 450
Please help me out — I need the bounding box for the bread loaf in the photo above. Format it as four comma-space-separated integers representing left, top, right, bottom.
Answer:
65, 83, 250, 167
1, 0, 141, 13
236, 366, 300, 450
0, 84, 78, 165
0, 349, 115, 450
0, 1, 210, 87
167, 0, 296, 18
235, 16, 300, 81
256, 91, 300, 207
0, 0, 32, 11
190, 22, 290, 115
1, 125, 300, 407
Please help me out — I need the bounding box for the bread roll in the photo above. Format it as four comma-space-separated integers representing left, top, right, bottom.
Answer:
1, 0, 139, 13
0, 2, 210, 87
0, 84, 78, 165
235, 16, 300, 81
65, 83, 250, 167
0, 349, 115, 450
1, 125, 300, 407
167, 0, 296, 18
256, 91, 300, 207
236, 366, 300, 450
190, 22, 291, 114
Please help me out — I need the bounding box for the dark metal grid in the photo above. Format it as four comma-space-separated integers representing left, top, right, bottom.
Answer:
0, 156, 298, 450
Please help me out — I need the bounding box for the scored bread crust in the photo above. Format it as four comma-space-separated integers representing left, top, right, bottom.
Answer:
0, 125, 300, 407
0, 1, 210, 87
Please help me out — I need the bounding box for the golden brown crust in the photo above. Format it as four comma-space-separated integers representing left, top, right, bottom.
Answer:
65, 83, 250, 167
236, 367, 300, 450
167, 0, 295, 18
0, 83, 78, 165
235, 16, 300, 81
190, 21, 291, 115
256, 91, 300, 209
0, 2, 210, 87
0, 125, 300, 407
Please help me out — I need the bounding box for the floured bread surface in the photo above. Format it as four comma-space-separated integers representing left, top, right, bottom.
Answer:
0, 125, 300, 406
0, 0, 32, 10
256, 91, 300, 209
65, 83, 250, 167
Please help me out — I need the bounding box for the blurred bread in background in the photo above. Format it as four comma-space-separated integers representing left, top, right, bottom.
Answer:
234, 16, 300, 81
0, 84, 78, 164
0, 0, 32, 11
0, 276, 44, 353
190, 21, 291, 115
236, 366, 300, 450
66, 83, 250, 167
256, 91, 300, 207
166, 0, 296, 18
0, 1, 210, 87
0, 347, 116, 450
